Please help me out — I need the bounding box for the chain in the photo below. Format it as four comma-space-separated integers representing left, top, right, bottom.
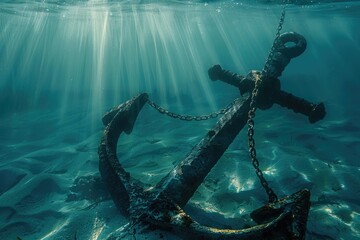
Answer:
247, 75, 278, 203
246, 8, 286, 203
262, 7, 286, 77
146, 98, 237, 121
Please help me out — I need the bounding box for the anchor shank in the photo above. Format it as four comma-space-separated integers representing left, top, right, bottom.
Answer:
155, 94, 251, 207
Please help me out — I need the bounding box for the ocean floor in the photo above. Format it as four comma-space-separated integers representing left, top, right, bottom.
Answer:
0, 94, 359, 240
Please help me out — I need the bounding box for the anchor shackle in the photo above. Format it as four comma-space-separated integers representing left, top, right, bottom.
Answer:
208, 65, 326, 123
276, 32, 307, 58
266, 32, 307, 78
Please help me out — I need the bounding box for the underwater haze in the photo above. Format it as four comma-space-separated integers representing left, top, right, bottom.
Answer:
1, 0, 360, 239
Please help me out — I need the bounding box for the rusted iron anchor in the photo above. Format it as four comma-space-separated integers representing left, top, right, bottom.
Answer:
98, 32, 326, 239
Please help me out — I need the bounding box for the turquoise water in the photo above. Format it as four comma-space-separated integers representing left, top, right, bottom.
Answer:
1, 1, 360, 239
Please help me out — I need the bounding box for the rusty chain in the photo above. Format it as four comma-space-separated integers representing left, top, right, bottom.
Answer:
247, 75, 278, 203
247, 8, 286, 203
147, 98, 237, 121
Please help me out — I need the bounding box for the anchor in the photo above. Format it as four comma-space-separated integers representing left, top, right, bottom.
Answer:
98, 11, 326, 240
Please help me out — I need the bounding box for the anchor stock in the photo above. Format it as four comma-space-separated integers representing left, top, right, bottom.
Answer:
208, 64, 326, 123
208, 31, 326, 124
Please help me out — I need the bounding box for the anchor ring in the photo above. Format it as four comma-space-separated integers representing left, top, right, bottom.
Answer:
276, 32, 307, 58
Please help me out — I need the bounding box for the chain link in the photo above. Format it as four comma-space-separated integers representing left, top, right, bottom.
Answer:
262, 8, 286, 77
146, 98, 237, 121
246, 9, 286, 203
247, 75, 278, 203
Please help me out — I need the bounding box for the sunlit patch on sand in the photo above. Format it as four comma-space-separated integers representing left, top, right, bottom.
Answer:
228, 176, 255, 193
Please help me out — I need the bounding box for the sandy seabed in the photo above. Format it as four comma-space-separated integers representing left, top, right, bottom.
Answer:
0, 99, 359, 240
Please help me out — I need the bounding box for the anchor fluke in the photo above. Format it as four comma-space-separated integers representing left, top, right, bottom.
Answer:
98, 93, 149, 216
101, 93, 149, 133
251, 188, 311, 239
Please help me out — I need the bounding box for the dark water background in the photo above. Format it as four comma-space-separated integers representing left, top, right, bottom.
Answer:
0, 1, 359, 239
1, 1, 359, 121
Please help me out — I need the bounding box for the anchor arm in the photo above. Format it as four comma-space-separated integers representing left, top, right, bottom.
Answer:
208, 65, 326, 123
145, 189, 310, 240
